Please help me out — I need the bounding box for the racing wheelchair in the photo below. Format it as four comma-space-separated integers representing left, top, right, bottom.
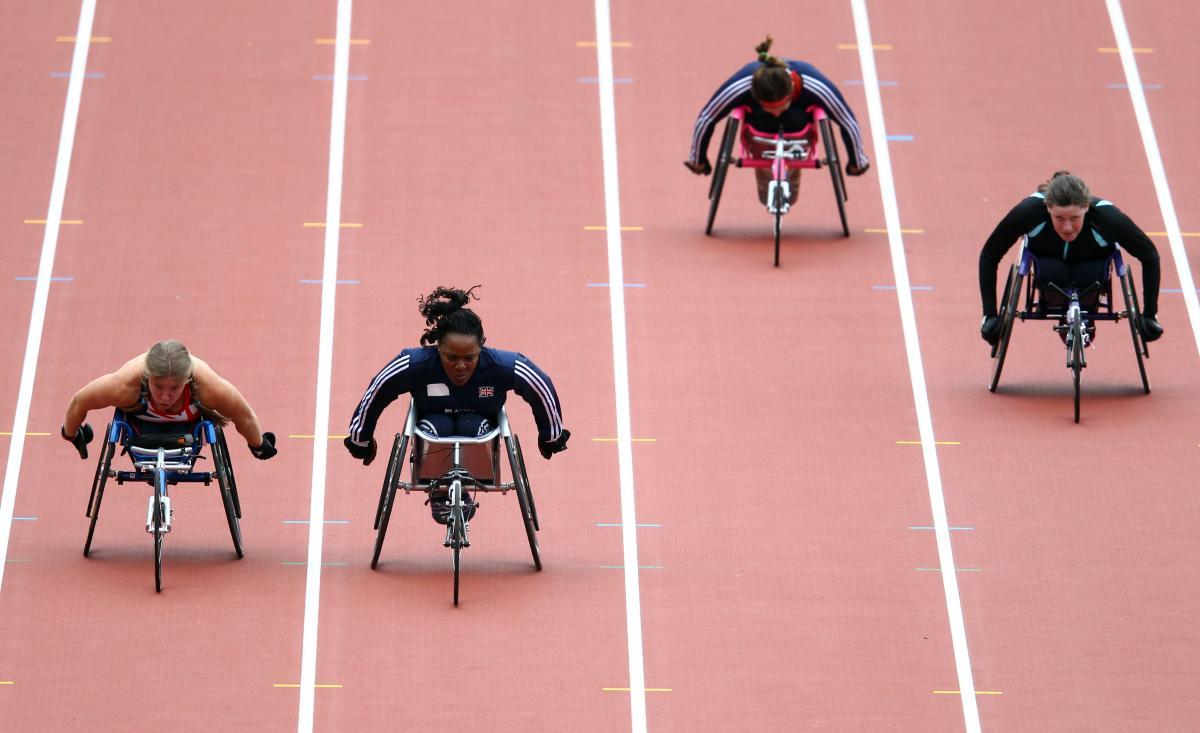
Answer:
989, 244, 1150, 422
705, 105, 849, 266
372, 404, 541, 606
83, 412, 243, 592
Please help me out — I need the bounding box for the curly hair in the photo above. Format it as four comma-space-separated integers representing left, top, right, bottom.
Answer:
418, 285, 486, 347
1037, 170, 1091, 208
750, 35, 795, 103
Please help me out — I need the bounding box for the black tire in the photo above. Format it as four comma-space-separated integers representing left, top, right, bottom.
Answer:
1121, 271, 1150, 393
820, 117, 850, 237
216, 428, 241, 519
371, 434, 407, 570
153, 469, 165, 593
512, 436, 539, 532
506, 436, 542, 571
83, 428, 115, 557
773, 203, 783, 267
452, 543, 461, 607
212, 434, 243, 559
1071, 321, 1084, 424
705, 117, 739, 235
989, 264, 1022, 392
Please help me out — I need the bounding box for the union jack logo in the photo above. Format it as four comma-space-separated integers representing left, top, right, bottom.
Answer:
478, 386, 495, 398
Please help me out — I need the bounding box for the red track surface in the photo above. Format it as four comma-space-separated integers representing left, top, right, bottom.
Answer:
0, 1, 1197, 731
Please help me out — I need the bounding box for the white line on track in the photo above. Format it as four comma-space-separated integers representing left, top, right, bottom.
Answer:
848, 1, 982, 730
591, 0, 648, 730
0, 0, 96, 594
297, 1, 352, 731
1104, 0, 1200, 359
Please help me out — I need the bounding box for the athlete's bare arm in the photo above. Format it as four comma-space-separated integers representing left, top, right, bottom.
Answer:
191, 357, 265, 448
63, 354, 146, 435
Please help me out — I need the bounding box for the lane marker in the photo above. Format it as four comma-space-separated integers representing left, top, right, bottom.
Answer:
50, 71, 104, 78
315, 38, 369, 45
12, 517, 38, 521
874, 285, 933, 291
299, 279, 359, 285
283, 561, 346, 567
837, 42, 892, 50
1147, 231, 1199, 237
56, 36, 110, 43
1106, 0, 1200, 363
312, 74, 366, 81
591, 437, 655, 442
275, 683, 342, 689
584, 225, 642, 231
917, 567, 981, 573
576, 41, 632, 47
591, 1, 649, 728
0, 680, 13, 684
289, 434, 348, 439
578, 76, 633, 84
934, 690, 1003, 696
844, 79, 899, 86
603, 687, 671, 693
910, 526, 974, 531
297, 1, 352, 730
596, 523, 661, 528
24, 219, 81, 224
0, 0, 96, 599
600, 565, 662, 570
302, 221, 360, 228
850, 2, 980, 729
866, 227, 923, 234
15, 277, 74, 282
1099, 46, 1151, 53
284, 520, 350, 525
1107, 82, 1162, 90
1162, 288, 1200, 294
897, 440, 960, 445
887, 134, 914, 141
0, 433, 51, 437
5, 559, 31, 564
587, 282, 646, 288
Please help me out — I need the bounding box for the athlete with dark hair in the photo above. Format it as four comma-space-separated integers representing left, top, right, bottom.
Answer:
685, 35, 870, 204
979, 171, 1163, 345
344, 286, 569, 524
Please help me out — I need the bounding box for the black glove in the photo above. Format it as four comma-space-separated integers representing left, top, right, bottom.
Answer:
343, 436, 377, 466
1140, 315, 1163, 342
62, 423, 93, 460
683, 159, 712, 176
846, 161, 870, 176
249, 432, 277, 460
538, 429, 571, 460
981, 315, 1002, 346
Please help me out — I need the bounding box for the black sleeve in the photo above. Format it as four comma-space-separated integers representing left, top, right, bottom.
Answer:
979, 198, 1044, 316
347, 354, 412, 445
688, 74, 753, 167
1097, 205, 1162, 317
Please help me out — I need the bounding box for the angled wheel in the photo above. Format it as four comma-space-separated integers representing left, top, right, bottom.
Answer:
212, 431, 243, 559
512, 436, 539, 531
506, 436, 542, 571
705, 117, 739, 235
371, 434, 407, 569
989, 264, 1022, 392
1120, 270, 1150, 393
153, 469, 165, 593
820, 117, 850, 237
216, 427, 241, 518
83, 426, 116, 557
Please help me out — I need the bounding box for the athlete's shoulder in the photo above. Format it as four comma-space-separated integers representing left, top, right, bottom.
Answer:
480, 346, 519, 370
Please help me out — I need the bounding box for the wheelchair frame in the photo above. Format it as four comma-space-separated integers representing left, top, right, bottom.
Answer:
84, 412, 243, 592
372, 403, 541, 606
989, 242, 1150, 421
706, 105, 850, 266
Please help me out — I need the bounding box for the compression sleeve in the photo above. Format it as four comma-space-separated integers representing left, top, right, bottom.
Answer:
688, 72, 754, 167
511, 354, 564, 442
347, 352, 412, 445
1096, 205, 1162, 317
979, 197, 1045, 316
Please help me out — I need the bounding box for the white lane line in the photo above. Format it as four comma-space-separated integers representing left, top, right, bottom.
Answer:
297, 1, 352, 731
848, 2, 982, 731
591, 0, 648, 730
1105, 0, 1200, 359
0, 0, 96, 594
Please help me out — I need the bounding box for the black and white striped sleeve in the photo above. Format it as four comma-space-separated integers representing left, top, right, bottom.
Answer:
347, 352, 412, 445
688, 74, 754, 167
511, 355, 564, 442
800, 72, 869, 170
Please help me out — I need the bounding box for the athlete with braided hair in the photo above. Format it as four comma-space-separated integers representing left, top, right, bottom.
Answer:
344, 286, 569, 524
686, 35, 870, 204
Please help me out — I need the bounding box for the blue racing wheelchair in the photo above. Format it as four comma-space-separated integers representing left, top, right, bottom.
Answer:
83, 411, 243, 592
989, 243, 1150, 422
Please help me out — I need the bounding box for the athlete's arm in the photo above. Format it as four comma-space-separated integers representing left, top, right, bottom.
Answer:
191, 357, 265, 448
1096, 205, 1162, 317
63, 354, 144, 436
979, 197, 1044, 316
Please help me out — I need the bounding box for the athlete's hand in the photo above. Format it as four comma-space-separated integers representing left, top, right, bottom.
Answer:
250, 432, 277, 460
980, 315, 1002, 346
344, 436, 377, 466
684, 159, 712, 176
61, 423, 93, 460
1140, 315, 1163, 342
846, 161, 870, 177
538, 429, 571, 460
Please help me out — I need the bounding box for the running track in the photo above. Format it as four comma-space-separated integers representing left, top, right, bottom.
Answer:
0, 1, 1197, 731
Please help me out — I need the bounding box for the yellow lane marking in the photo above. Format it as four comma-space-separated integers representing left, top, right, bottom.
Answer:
592, 437, 656, 442
273, 683, 342, 688
1147, 231, 1199, 237
0, 432, 51, 437
865, 227, 923, 234
0, 680, 14, 685
897, 440, 960, 445
303, 222, 362, 228
1098, 47, 1152, 53
933, 690, 1003, 695
56, 36, 111, 43
289, 434, 349, 439
837, 43, 893, 50
25, 219, 82, 224
602, 687, 671, 692
315, 38, 371, 45
576, 41, 632, 48
584, 225, 643, 231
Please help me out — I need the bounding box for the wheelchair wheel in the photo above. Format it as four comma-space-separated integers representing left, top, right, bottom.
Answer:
212, 432, 243, 559
371, 434, 407, 569
705, 117, 739, 236
1120, 270, 1151, 394
512, 436, 539, 531
1070, 321, 1084, 424
820, 117, 850, 237
506, 436, 542, 571
153, 469, 166, 593
452, 542, 461, 607
216, 428, 241, 519
989, 264, 1022, 392
773, 192, 783, 268
83, 427, 115, 557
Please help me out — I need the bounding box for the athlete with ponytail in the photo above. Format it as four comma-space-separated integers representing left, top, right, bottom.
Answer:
686, 35, 870, 203
344, 286, 568, 524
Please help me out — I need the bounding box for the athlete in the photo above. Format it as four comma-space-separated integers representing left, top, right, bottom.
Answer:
344, 285, 569, 525
61, 339, 277, 460
685, 35, 870, 205
979, 171, 1163, 345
